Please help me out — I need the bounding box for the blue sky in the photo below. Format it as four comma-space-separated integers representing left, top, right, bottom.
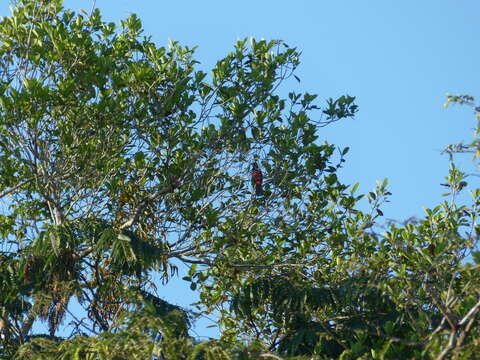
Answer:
1, 0, 479, 338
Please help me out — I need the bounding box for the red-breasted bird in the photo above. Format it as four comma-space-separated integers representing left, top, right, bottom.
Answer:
251, 162, 263, 196
0, 317, 6, 340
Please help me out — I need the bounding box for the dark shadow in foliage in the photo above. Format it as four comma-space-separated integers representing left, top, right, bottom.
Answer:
108, 229, 168, 278
231, 275, 425, 358
137, 288, 192, 338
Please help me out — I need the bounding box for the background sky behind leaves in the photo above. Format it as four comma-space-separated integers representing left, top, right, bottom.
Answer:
1, 0, 479, 339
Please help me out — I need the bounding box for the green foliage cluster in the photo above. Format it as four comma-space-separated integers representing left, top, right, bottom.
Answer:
0, 1, 480, 359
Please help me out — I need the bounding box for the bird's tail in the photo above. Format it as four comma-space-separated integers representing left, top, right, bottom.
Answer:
255, 183, 263, 196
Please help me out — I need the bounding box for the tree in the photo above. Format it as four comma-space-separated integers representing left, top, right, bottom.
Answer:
1, 1, 480, 359
0, 0, 358, 358
218, 99, 480, 359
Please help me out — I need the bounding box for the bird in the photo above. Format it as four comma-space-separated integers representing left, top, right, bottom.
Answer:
251, 162, 263, 196
0, 317, 6, 340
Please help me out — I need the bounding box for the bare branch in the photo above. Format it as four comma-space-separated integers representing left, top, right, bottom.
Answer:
436, 331, 457, 360
458, 297, 480, 327
0, 179, 31, 199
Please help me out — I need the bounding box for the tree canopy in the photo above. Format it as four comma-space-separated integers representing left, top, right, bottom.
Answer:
1, 1, 480, 359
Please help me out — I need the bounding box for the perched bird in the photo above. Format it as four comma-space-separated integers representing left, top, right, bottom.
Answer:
251, 162, 263, 196
0, 317, 6, 340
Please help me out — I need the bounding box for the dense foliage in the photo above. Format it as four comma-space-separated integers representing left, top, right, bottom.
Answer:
1, 1, 479, 359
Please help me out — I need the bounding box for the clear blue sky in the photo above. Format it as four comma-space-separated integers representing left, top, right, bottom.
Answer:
2, 0, 479, 338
